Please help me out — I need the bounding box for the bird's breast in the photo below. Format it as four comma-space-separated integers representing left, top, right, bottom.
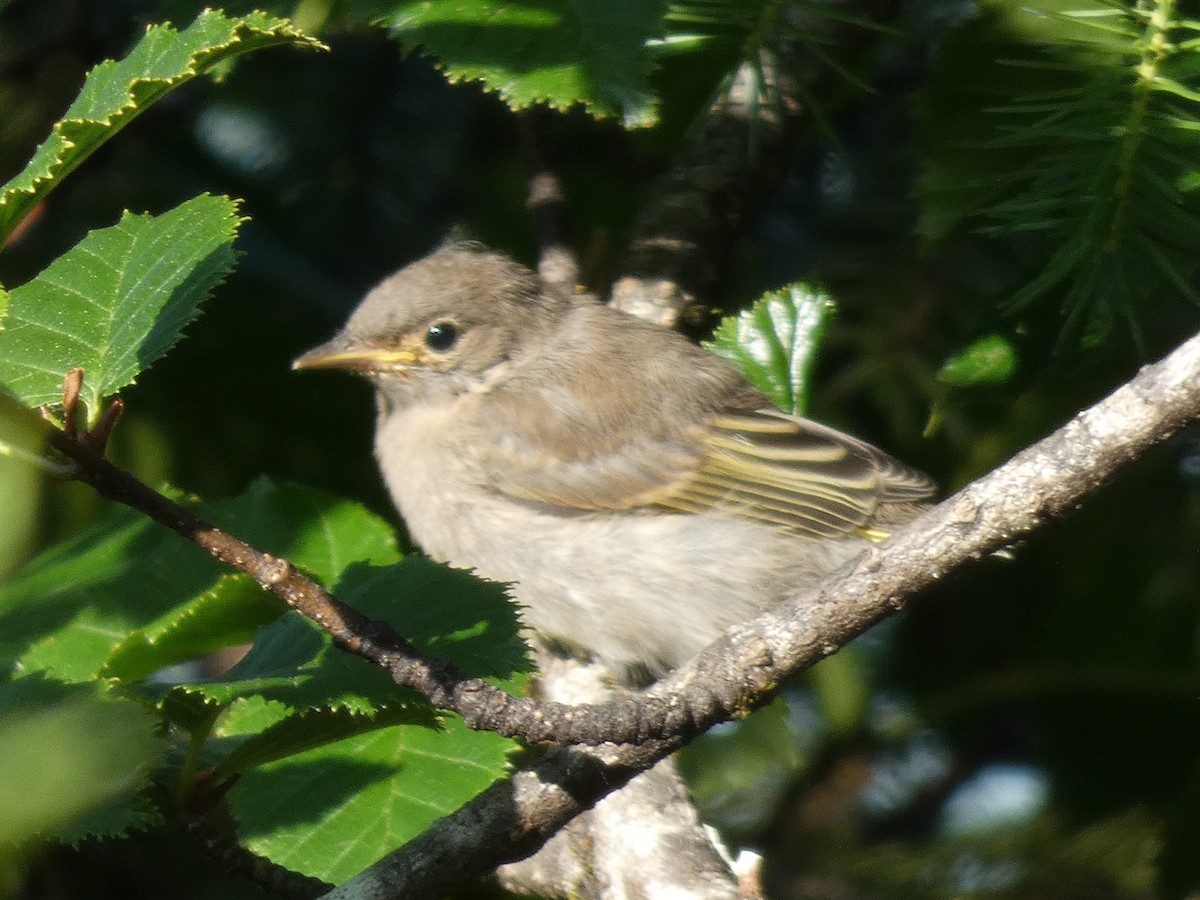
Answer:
372, 399, 486, 560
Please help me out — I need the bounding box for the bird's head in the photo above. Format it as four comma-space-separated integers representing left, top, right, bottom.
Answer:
294, 245, 570, 404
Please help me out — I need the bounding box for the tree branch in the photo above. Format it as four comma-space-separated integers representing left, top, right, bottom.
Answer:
320, 329, 1200, 897
495, 653, 741, 899
47, 328, 1200, 897
609, 55, 794, 327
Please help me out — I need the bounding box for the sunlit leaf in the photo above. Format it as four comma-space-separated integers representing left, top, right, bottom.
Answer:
214, 705, 428, 776
937, 334, 1018, 386
705, 282, 835, 415
0, 390, 51, 581
0, 195, 242, 426
376, 0, 665, 126
229, 712, 516, 884
100, 574, 285, 682
166, 556, 529, 715
0, 480, 398, 683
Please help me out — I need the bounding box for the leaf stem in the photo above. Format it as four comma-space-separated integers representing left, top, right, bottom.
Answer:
177, 708, 220, 803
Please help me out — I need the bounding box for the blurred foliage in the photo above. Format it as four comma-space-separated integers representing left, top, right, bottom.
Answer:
0, 0, 1198, 896
0, 680, 165, 861
920, 0, 1200, 352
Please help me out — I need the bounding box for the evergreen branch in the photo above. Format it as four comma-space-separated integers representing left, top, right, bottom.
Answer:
924, 0, 1200, 343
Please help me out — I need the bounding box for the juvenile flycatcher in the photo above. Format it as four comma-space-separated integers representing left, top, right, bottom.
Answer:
295, 245, 933, 674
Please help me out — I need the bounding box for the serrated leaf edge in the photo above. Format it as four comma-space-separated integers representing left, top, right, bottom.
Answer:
91, 196, 249, 414
99, 570, 273, 681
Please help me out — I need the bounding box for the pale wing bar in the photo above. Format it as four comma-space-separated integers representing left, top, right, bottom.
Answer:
657, 409, 935, 538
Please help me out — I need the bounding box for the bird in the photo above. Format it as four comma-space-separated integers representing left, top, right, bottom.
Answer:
294, 244, 934, 676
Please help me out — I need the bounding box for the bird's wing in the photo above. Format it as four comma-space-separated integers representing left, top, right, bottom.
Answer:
480, 404, 935, 538
653, 409, 934, 537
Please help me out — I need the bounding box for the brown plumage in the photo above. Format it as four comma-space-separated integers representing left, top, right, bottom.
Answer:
296, 245, 934, 673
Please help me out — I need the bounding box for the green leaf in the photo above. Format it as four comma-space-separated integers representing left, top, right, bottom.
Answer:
0, 504, 188, 682
162, 610, 406, 716
376, 0, 666, 127
0, 480, 399, 684
936, 334, 1019, 386
0, 9, 324, 244
101, 574, 286, 682
229, 712, 517, 884
704, 282, 835, 415
212, 695, 293, 739
919, 0, 1200, 345
0, 194, 243, 426
0, 388, 52, 457
337, 557, 529, 685
212, 478, 401, 585
55, 791, 163, 848
215, 705, 433, 776
0, 679, 166, 849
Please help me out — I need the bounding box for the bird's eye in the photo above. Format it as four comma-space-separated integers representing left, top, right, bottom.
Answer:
424, 321, 459, 352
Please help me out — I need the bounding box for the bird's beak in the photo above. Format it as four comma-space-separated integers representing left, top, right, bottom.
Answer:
293, 338, 419, 373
